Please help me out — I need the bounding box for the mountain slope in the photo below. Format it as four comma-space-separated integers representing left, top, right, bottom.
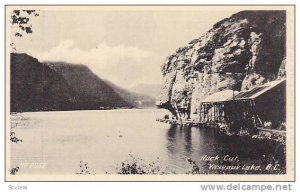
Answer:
46, 62, 155, 108
45, 62, 133, 108
10, 53, 134, 112
10, 53, 77, 111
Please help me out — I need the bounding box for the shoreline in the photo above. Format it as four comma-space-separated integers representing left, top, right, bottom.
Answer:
156, 118, 286, 145
10, 107, 161, 114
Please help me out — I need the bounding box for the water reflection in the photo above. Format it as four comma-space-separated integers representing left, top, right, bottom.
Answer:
165, 123, 286, 171
166, 124, 196, 160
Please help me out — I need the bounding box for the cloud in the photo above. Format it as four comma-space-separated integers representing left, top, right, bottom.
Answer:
28, 40, 161, 88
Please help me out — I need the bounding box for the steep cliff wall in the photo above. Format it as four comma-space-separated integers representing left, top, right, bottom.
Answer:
156, 11, 286, 117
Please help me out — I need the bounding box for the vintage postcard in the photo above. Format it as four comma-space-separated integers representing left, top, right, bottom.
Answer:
5, 5, 295, 181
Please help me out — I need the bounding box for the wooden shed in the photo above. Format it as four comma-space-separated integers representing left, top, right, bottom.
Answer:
198, 79, 286, 132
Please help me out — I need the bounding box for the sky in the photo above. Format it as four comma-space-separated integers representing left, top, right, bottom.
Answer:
9, 6, 240, 89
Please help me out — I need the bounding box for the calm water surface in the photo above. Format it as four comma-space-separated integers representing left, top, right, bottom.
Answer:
10, 109, 283, 174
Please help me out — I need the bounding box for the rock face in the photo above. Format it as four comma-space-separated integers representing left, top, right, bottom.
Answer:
156, 11, 286, 118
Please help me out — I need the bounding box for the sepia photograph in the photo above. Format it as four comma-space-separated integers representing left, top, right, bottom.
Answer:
5, 5, 295, 181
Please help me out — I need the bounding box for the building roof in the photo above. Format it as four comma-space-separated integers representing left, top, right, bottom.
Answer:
201, 90, 236, 103
201, 79, 285, 103
234, 79, 285, 100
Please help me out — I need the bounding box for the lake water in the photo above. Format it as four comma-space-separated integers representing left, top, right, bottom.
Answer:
10, 109, 285, 175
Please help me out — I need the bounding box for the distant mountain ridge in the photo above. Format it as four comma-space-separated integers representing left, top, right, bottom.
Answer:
10, 53, 155, 112
46, 62, 156, 108
103, 80, 155, 108
130, 83, 161, 100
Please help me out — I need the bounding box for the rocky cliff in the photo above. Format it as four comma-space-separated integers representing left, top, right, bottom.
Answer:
156, 11, 286, 118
